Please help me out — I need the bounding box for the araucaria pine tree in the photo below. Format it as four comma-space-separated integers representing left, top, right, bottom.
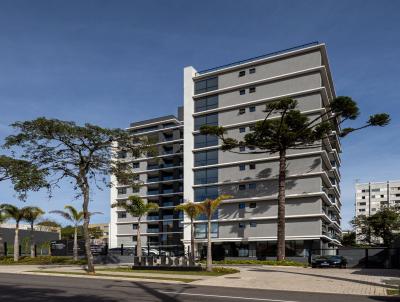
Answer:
200, 96, 390, 260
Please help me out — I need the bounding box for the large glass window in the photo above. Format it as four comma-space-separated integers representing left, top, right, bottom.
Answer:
195, 223, 218, 239
194, 168, 218, 185
194, 113, 218, 131
194, 134, 218, 148
194, 95, 218, 112
194, 150, 218, 167
194, 186, 218, 202
194, 77, 218, 94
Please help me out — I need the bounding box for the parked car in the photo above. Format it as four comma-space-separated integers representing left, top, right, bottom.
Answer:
311, 255, 347, 268
108, 247, 135, 256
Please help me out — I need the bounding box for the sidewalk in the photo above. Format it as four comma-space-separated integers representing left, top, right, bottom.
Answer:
193, 265, 400, 296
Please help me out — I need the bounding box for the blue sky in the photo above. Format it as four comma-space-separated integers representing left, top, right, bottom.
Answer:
0, 0, 399, 227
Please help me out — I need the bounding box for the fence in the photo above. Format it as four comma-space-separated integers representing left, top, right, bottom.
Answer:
2, 242, 51, 257
310, 247, 400, 269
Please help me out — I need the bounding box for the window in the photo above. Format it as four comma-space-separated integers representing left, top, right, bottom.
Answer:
239, 184, 246, 191
194, 186, 218, 202
371, 188, 380, 192
238, 222, 246, 229
249, 163, 256, 170
239, 127, 246, 133
248, 183, 257, 190
194, 168, 218, 184
249, 124, 256, 131
194, 134, 218, 148
132, 224, 138, 230
194, 95, 218, 112
249, 106, 256, 112
380, 195, 384, 198
239, 70, 246, 77
117, 211, 127, 219
249, 68, 256, 74
249, 87, 256, 93
117, 187, 127, 195
132, 162, 139, 169
194, 150, 218, 166
239, 146, 246, 152
239, 89, 246, 95
238, 203, 245, 209
239, 108, 246, 114
248, 146, 255, 151
239, 164, 246, 171
117, 151, 127, 159
361, 196, 366, 199
250, 222, 257, 227
249, 202, 256, 208
195, 223, 218, 239
194, 77, 218, 94
194, 113, 218, 130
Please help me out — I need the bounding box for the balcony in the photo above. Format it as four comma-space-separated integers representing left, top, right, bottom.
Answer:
147, 228, 160, 233
147, 216, 160, 221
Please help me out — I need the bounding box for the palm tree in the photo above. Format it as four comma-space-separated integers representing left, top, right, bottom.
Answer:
0, 209, 10, 256
0, 204, 31, 261
50, 205, 84, 261
112, 195, 158, 260
175, 202, 201, 265
23, 207, 45, 258
197, 195, 231, 272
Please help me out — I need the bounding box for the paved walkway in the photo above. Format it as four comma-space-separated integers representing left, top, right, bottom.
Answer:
0, 264, 399, 296
193, 266, 400, 296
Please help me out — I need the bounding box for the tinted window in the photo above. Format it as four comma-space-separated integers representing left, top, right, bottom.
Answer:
239, 70, 245, 77
194, 150, 218, 166
194, 186, 218, 202
194, 77, 218, 94
194, 134, 218, 148
194, 168, 218, 184
194, 113, 218, 130
194, 95, 218, 112
249, 68, 256, 74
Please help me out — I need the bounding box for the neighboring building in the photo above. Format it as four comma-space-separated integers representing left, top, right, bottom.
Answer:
110, 42, 342, 258
110, 112, 184, 255
355, 181, 400, 216
89, 223, 110, 245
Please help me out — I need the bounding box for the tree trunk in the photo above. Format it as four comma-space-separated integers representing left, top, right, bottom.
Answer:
14, 222, 19, 262
0, 230, 4, 257
190, 217, 195, 266
81, 179, 95, 274
276, 149, 287, 261
73, 226, 78, 261
206, 218, 212, 272
136, 217, 142, 263
30, 223, 35, 258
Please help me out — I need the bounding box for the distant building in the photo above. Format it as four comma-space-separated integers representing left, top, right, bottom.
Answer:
89, 223, 110, 245
355, 181, 400, 217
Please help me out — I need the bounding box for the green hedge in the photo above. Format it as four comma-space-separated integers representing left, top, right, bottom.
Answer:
204, 259, 307, 267
0, 256, 87, 265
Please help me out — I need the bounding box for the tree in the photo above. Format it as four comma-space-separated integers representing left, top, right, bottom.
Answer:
111, 195, 158, 260
0, 209, 10, 256
200, 97, 390, 260
23, 206, 45, 258
50, 205, 101, 261
352, 207, 400, 246
196, 195, 231, 272
0, 155, 48, 200
36, 220, 61, 228
175, 202, 202, 265
4, 118, 147, 273
341, 231, 356, 247
0, 204, 31, 261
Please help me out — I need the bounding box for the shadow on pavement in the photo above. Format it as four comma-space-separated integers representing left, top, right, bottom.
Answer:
0, 284, 118, 302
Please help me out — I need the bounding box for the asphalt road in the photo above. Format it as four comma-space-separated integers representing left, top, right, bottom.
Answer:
0, 273, 398, 302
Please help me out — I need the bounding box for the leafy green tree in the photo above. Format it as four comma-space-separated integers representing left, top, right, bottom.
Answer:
175, 202, 202, 265
200, 97, 390, 260
50, 205, 101, 261
0, 155, 48, 200
0, 204, 31, 261
341, 231, 357, 247
4, 118, 147, 273
111, 196, 158, 260
0, 209, 10, 256
36, 220, 61, 228
352, 207, 400, 246
24, 206, 45, 258
196, 195, 231, 272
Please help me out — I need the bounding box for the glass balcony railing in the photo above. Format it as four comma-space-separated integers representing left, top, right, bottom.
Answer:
147, 190, 160, 195
163, 215, 174, 220
147, 216, 160, 221
147, 228, 160, 233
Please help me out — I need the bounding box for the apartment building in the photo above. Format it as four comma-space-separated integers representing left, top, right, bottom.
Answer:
110, 42, 342, 258
355, 181, 400, 216
109, 113, 184, 255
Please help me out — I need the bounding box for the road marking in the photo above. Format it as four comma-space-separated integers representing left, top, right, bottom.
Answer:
157, 291, 299, 302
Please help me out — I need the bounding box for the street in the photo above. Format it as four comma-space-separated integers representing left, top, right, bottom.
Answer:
0, 273, 398, 302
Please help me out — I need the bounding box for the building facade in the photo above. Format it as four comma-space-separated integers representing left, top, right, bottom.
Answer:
110, 42, 342, 258
355, 181, 400, 216
110, 113, 184, 255
89, 223, 110, 245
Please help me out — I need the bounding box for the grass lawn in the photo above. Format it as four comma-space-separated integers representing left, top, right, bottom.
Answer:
28, 271, 199, 283
0, 256, 86, 265
97, 266, 239, 276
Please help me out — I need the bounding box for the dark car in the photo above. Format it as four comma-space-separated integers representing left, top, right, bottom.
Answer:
311, 255, 347, 268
